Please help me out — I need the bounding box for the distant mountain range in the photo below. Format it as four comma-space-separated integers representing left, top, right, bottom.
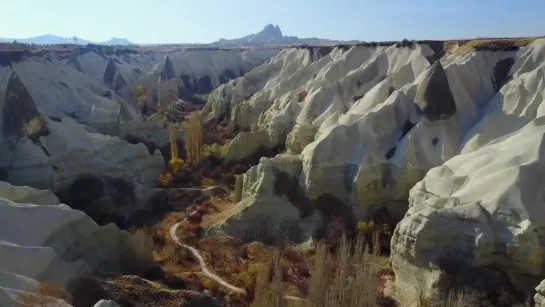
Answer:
0, 34, 133, 46
0, 25, 359, 47
213, 24, 360, 46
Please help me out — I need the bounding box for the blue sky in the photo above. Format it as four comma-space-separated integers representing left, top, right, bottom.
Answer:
1, 0, 544, 43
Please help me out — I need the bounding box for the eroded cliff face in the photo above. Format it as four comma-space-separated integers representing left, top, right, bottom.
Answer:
0, 182, 152, 307
204, 39, 545, 300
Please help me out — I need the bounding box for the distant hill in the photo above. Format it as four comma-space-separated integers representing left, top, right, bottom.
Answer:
102, 37, 133, 46
213, 24, 360, 46
0, 34, 133, 46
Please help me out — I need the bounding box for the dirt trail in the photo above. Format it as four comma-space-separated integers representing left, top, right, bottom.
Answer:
170, 222, 247, 294
169, 221, 306, 302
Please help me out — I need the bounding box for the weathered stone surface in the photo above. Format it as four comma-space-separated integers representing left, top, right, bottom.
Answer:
0, 184, 153, 307
0, 181, 60, 206
160, 55, 176, 80
223, 130, 271, 163
2, 117, 164, 189
94, 300, 120, 307
286, 122, 318, 154
535, 280, 545, 307
2, 72, 48, 144
113, 72, 126, 93
102, 58, 117, 86
414, 60, 456, 121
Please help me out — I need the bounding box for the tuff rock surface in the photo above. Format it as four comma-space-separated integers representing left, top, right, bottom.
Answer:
204, 39, 545, 300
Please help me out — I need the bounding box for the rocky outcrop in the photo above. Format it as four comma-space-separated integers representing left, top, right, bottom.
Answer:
118, 115, 185, 162
102, 59, 117, 86
286, 122, 318, 154
94, 300, 120, 307
205, 38, 545, 301
140, 48, 279, 102
414, 60, 456, 121
102, 59, 127, 96
2, 72, 48, 146
112, 72, 126, 93
0, 183, 153, 307
160, 55, 176, 81
2, 116, 164, 189
0, 181, 60, 205
388, 39, 545, 301
536, 280, 545, 307
0, 59, 163, 189
223, 130, 270, 163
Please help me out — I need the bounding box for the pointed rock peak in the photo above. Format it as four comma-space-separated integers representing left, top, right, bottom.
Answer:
261, 24, 283, 38
2, 72, 48, 141
160, 55, 176, 81
113, 72, 127, 92
103, 58, 117, 86
414, 60, 456, 121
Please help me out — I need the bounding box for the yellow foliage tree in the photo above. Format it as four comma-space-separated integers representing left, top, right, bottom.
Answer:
184, 113, 203, 165
167, 126, 184, 175
136, 85, 148, 110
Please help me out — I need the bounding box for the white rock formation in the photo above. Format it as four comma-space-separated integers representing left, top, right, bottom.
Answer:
145, 48, 280, 93
390, 39, 545, 301
2, 117, 164, 189
0, 54, 138, 130
93, 300, 121, 307
205, 39, 545, 298
0, 182, 152, 307
536, 280, 545, 306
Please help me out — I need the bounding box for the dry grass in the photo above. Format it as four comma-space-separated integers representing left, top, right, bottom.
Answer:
16, 281, 72, 307
251, 234, 383, 307
445, 37, 538, 54
413, 287, 481, 307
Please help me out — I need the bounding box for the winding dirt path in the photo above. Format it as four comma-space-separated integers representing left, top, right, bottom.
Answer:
170, 222, 247, 294
169, 221, 307, 302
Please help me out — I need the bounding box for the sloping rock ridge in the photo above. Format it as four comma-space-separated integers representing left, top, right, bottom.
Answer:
203, 39, 545, 299
141, 48, 280, 102
0, 182, 151, 307
0, 72, 164, 190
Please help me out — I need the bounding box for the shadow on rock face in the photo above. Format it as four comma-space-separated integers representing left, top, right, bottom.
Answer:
55, 173, 221, 230
414, 60, 456, 122
2, 72, 49, 146
55, 173, 137, 228
272, 168, 355, 243
0, 167, 8, 181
